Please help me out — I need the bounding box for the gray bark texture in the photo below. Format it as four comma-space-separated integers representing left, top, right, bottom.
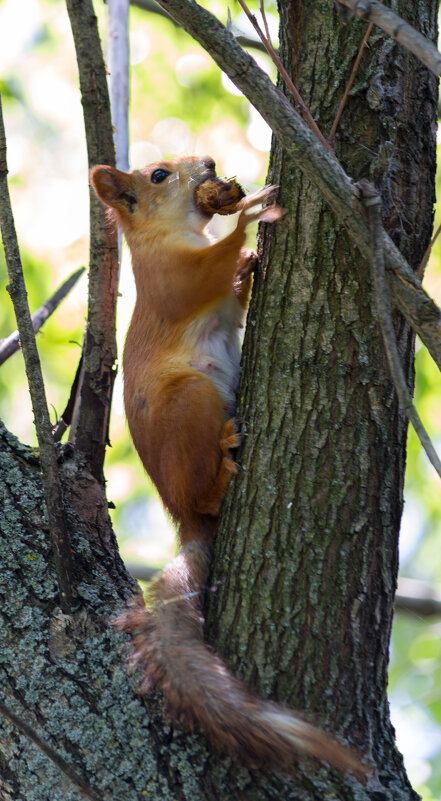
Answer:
0, 1, 438, 800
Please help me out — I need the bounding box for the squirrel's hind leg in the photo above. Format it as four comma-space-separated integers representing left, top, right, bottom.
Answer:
195, 418, 241, 517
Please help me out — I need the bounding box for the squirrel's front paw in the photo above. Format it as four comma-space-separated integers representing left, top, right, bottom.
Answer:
237, 185, 283, 225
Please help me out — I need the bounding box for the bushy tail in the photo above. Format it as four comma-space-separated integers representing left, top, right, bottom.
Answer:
115, 538, 364, 778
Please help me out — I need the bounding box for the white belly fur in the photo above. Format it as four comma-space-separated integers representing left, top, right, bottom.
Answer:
186, 295, 244, 416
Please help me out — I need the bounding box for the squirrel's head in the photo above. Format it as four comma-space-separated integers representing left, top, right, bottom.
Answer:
90, 155, 218, 242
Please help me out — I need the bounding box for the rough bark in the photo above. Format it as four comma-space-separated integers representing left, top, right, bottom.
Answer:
206, 0, 437, 799
65, 0, 119, 483
0, 1, 438, 800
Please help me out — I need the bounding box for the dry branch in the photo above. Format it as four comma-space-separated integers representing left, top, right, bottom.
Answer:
360, 179, 441, 479
328, 1, 383, 143
0, 93, 75, 612
65, 0, 119, 482
0, 267, 85, 366
396, 577, 441, 617
52, 355, 83, 443
154, 0, 441, 372
335, 0, 441, 76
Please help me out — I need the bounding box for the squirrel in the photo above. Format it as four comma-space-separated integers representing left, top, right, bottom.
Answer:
90, 155, 363, 778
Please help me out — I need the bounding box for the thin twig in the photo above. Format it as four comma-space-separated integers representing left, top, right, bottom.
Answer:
154, 0, 441, 372
329, 24, 371, 142
0, 267, 85, 366
330, 0, 384, 143
65, 0, 119, 483
0, 93, 75, 612
259, 0, 271, 42
236, 0, 334, 156
335, 0, 441, 77
0, 701, 101, 801
416, 220, 441, 281
52, 354, 83, 442
359, 179, 441, 480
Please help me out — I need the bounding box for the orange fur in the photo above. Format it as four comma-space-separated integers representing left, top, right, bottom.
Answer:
90, 156, 364, 778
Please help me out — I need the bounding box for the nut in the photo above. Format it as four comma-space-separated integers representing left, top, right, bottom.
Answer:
195, 177, 245, 216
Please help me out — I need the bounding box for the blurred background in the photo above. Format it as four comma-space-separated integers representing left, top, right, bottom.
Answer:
0, 1, 440, 797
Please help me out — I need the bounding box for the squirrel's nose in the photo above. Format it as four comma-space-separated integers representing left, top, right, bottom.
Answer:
202, 156, 216, 172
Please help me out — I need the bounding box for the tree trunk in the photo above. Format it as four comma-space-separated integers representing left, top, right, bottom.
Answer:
0, 1, 437, 800
206, 0, 437, 798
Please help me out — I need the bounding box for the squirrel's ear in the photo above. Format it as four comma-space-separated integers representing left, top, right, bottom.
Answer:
90, 165, 137, 212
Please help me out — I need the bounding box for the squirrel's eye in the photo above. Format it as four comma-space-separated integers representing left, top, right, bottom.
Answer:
151, 169, 171, 184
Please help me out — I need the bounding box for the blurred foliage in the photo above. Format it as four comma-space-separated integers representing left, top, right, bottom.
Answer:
0, 0, 439, 797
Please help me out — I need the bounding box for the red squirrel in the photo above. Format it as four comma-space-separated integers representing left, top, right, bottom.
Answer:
90, 156, 363, 777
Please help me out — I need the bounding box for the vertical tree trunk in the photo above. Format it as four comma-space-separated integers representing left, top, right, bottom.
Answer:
206, 1, 437, 798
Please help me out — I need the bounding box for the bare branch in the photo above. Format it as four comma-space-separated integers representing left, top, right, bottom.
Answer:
417, 221, 441, 281
108, 0, 130, 172
359, 180, 441, 479
154, 0, 441, 372
335, 0, 441, 76
0, 267, 85, 366
0, 93, 75, 611
52, 354, 83, 443
396, 577, 441, 617
328, 1, 384, 143
0, 700, 102, 801
65, 0, 119, 483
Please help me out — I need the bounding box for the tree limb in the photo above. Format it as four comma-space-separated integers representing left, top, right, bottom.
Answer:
360, 179, 441, 479
0, 93, 75, 612
396, 577, 441, 617
335, 0, 441, 77
0, 267, 85, 366
65, 0, 119, 483
154, 0, 441, 373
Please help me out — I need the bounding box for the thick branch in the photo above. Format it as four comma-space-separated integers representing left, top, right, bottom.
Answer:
0, 267, 85, 366
336, 0, 441, 77
65, 0, 119, 482
155, 0, 441, 372
0, 94, 75, 612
